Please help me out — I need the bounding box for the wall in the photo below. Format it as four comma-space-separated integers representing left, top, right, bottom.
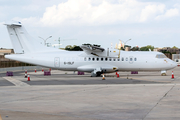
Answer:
0, 66, 43, 72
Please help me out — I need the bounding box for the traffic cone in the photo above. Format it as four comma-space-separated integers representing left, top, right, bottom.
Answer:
27, 74, 30, 81
117, 72, 119, 78
42, 68, 44, 72
35, 69, 36, 73
25, 73, 27, 78
0, 114, 2, 120
25, 70, 27, 74
102, 73, 105, 80
49, 68, 51, 71
171, 71, 174, 79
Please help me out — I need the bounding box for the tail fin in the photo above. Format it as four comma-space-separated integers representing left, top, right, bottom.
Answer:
4, 21, 49, 54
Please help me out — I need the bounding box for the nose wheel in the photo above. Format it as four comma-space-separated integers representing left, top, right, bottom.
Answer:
161, 73, 166, 76
161, 70, 167, 76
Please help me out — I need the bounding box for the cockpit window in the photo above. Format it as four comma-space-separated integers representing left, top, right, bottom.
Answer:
156, 54, 167, 58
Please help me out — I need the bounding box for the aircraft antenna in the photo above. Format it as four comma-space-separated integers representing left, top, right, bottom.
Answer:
118, 40, 121, 58
111, 43, 113, 49
58, 37, 60, 49
54, 37, 77, 49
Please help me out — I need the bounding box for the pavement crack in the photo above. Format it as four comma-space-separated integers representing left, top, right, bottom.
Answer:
142, 84, 175, 120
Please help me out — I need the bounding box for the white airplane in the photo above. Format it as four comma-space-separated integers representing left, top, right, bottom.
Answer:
4, 22, 177, 77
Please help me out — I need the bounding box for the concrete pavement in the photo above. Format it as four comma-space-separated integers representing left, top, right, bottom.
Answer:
0, 67, 180, 120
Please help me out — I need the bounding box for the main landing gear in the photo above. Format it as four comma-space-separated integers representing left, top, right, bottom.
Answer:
91, 67, 103, 77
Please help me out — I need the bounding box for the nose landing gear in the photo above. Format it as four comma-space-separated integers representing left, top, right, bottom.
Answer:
161, 70, 167, 76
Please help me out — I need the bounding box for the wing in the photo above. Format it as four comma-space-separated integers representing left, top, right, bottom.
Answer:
80, 44, 121, 58
80, 44, 105, 56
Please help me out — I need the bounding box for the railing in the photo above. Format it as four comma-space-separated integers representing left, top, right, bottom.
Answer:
0, 66, 42, 72
0, 60, 34, 68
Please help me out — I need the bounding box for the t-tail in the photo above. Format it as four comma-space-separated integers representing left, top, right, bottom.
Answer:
4, 21, 53, 54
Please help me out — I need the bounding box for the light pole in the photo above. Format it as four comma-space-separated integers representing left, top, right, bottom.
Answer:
54, 37, 76, 49
119, 39, 131, 48
39, 36, 52, 46
54, 37, 61, 49
118, 39, 131, 57
124, 39, 131, 45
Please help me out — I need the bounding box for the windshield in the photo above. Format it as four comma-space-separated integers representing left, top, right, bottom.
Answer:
155, 54, 167, 58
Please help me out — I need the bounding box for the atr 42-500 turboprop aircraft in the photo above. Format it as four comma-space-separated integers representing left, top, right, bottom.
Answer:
4, 22, 177, 77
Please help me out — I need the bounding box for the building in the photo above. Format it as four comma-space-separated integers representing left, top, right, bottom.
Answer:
172, 54, 180, 65
159, 47, 180, 54
153, 47, 180, 59
125, 47, 131, 51
0, 48, 33, 68
0, 48, 14, 54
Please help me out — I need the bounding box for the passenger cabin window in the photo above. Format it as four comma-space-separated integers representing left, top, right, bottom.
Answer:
176, 59, 179, 62
97, 58, 99, 61
126, 57, 128, 61
130, 58, 133, 61
156, 54, 167, 58
89, 58, 91, 61
117, 59, 120, 61
122, 57, 124, 61
105, 58, 108, 61
92, 58, 95, 61
84, 58, 87, 61
109, 58, 112, 61
134, 58, 137, 61
101, 58, 103, 61
113, 59, 116, 61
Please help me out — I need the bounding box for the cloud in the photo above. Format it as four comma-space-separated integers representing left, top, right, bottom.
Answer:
155, 8, 179, 20
12, 17, 42, 26
139, 4, 165, 22
0, 6, 6, 20
22, 4, 40, 11
164, 8, 179, 17
0, 22, 4, 25
9, 0, 180, 27
39, 0, 146, 26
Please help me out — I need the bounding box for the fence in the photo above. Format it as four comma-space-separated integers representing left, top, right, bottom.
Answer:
0, 66, 42, 72
0, 60, 34, 68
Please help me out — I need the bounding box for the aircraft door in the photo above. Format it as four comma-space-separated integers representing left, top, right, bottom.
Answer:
129, 56, 133, 64
107, 48, 109, 57
54, 57, 60, 68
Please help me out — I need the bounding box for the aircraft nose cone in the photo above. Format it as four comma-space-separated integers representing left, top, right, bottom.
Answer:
172, 61, 177, 68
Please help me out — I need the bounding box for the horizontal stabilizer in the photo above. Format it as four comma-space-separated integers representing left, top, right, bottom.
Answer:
4, 22, 22, 27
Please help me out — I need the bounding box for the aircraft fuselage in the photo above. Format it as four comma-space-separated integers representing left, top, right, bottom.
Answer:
5, 50, 177, 73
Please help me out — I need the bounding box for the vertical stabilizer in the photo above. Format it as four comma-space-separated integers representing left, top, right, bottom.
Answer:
4, 22, 45, 54
5, 22, 24, 53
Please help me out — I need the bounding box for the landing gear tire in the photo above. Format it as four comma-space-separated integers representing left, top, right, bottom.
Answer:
161, 73, 166, 76
96, 73, 102, 77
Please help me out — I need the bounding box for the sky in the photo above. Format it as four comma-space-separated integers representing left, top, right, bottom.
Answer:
0, 0, 180, 49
